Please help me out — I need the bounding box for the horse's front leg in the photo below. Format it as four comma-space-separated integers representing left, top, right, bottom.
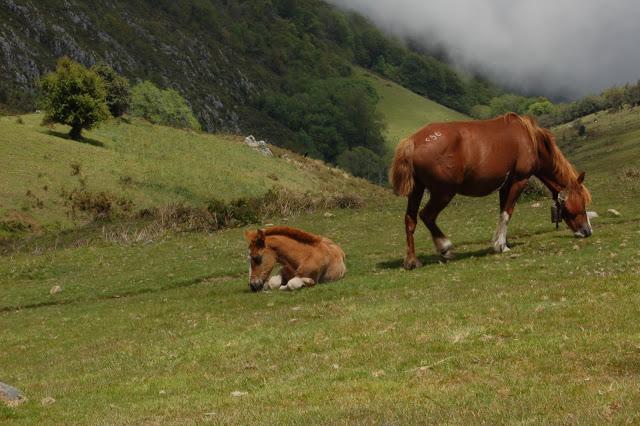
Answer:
419, 191, 455, 260
279, 277, 316, 291
265, 265, 296, 290
403, 185, 425, 269
278, 264, 320, 291
493, 178, 529, 253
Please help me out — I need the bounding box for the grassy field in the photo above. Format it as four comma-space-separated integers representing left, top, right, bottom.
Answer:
357, 68, 468, 148
1, 108, 639, 423
0, 114, 377, 235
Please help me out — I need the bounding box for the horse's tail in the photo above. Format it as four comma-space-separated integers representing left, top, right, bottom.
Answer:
389, 138, 415, 197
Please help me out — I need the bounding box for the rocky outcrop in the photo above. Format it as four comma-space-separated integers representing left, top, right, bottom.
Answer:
0, 0, 258, 132
244, 135, 273, 157
0, 381, 26, 407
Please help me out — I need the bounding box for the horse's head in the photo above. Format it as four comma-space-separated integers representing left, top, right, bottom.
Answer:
558, 171, 593, 238
244, 229, 277, 292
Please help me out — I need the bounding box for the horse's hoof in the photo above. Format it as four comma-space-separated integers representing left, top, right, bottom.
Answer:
403, 259, 422, 270
301, 278, 316, 287
493, 244, 511, 254
265, 275, 283, 290
440, 250, 455, 261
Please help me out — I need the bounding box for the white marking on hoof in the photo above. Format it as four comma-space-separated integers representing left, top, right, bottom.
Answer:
265, 275, 283, 290
492, 211, 511, 252
493, 243, 511, 253
435, 238, 454, 259
435, 238, 453, 253
285, 277, 306, 291
301, 278, 316, 287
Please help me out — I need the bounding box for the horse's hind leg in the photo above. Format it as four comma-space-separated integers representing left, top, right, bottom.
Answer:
493, 179, 529, 253
420, 191, 455, 260
404, 185, 425, 270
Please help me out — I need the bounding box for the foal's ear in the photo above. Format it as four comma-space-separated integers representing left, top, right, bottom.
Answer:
577, 171, 586, 184
256, 229, 266, 248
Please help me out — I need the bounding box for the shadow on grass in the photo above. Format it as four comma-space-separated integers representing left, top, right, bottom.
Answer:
44, 130, 105, 147
376, 244, 523, 270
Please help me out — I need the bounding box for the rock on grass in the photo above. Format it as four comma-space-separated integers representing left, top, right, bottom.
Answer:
607, 208, 622, 217
0, 382, 27, 407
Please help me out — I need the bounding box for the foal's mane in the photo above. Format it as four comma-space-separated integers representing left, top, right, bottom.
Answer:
505, 113, 580, 187
264, 226, 321, 245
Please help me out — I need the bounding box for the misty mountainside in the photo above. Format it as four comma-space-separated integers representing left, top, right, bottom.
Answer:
0, 0, 495, 154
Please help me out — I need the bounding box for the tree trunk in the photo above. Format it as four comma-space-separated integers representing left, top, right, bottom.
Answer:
69, 125, 82, 140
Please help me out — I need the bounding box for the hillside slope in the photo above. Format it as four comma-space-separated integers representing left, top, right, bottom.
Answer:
1, 108, 639, 424
358, 69, 468, 146
0, 114, 380, 234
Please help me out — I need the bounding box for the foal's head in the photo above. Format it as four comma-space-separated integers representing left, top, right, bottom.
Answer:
559, 172, 593, 238
244, 229, 277, 292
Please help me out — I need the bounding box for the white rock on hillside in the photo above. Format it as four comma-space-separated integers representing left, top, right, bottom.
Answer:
244, 135, 273, 157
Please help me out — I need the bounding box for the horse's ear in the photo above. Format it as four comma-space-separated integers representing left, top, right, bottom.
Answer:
243, 230, 253, 243
256, 229, 266, 248
577, 171, 586, 184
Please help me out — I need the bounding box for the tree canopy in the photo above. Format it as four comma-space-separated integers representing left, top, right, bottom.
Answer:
38, 57, 110, 140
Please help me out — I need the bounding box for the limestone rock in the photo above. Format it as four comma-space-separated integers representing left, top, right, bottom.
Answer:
0, 382, 27, 407
244, 135, 273, 157
41, 396, 56, 406
607, 209, 622, 217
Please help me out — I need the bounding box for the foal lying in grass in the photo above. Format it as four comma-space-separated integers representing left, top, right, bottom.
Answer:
244, 226, 346, 292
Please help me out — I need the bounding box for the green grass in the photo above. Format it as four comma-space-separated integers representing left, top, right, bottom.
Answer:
1, 108, 640, 423
0, 114, 376, 234
357, 68, 468, 148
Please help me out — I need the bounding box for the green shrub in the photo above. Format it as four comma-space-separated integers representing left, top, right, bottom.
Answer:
527, 100, 554, 117
130, 81, 200, 130
603, 87, 626, 112
521, 178, 548, 201
92, 63, 131, 117
38, 57, 110, 140
336, 146, 387, 184
469, 104, 493, 120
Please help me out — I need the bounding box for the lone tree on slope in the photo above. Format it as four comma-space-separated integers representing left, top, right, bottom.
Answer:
39, 57, 110, 140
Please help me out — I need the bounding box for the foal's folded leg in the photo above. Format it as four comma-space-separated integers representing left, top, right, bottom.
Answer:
280, 277, 304, 291
301, 277, 316, 287
265, 275, 283, 290
279, 277, 315, 291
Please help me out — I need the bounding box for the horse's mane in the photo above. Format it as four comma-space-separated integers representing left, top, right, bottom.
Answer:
264, 226, 321, 245
504, 113, 591, 203
505, 113, 578, 182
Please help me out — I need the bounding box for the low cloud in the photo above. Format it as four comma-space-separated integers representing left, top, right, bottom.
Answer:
329, 0, 640, 100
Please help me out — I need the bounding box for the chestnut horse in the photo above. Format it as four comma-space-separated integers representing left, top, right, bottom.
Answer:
390, 113, 592, 269
244, 226, 346, 292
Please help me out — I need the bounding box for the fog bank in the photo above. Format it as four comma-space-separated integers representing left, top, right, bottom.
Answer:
329, 0, 640, 99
